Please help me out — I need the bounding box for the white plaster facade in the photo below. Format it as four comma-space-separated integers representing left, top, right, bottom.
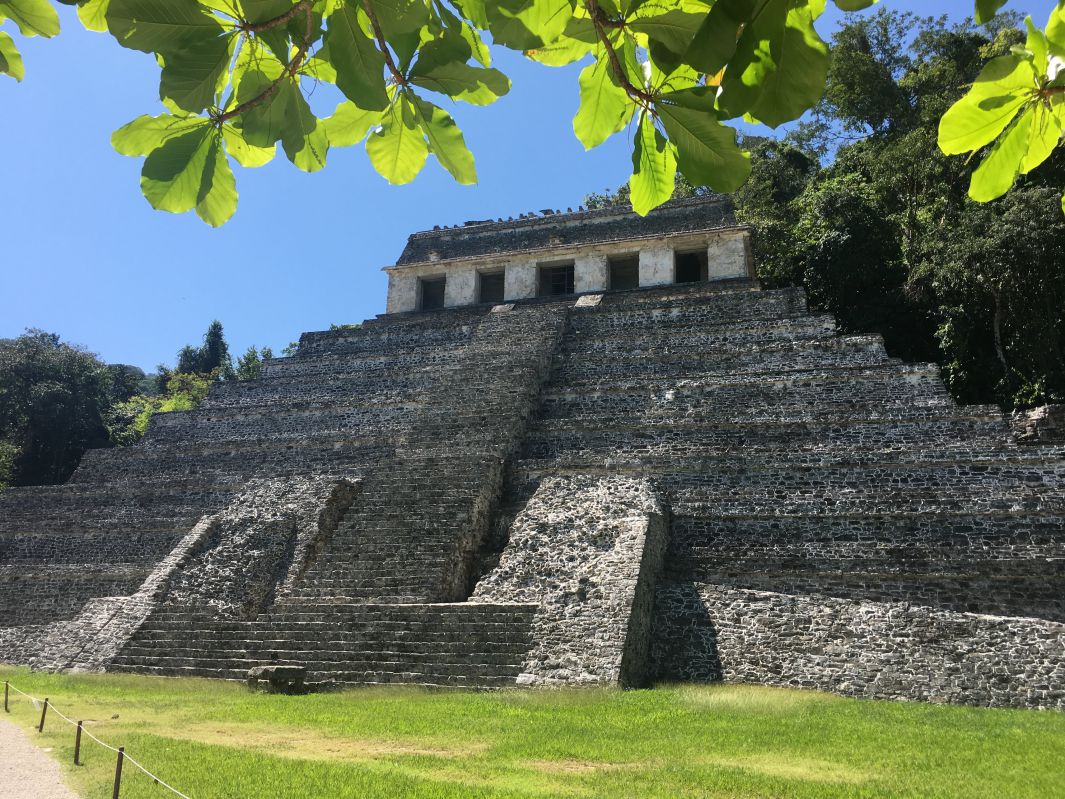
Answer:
383, 227, 753, 314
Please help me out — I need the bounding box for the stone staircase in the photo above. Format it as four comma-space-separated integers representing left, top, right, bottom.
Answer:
0, 302, 564, 684
478, 282, 1065, 705
3, 278, 1063, 705
108, 603, 538, 687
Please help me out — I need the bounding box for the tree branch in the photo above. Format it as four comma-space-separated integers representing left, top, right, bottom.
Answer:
362, 0, 408, 86
214, 0, 313, 126
242, 0, 310, 33
585, 0, 655, 108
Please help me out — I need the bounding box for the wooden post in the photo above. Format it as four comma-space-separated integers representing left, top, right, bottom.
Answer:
3, 681, 7, 712
38, 698, 49, 732
74, 721, 83, 765
112, 747, 125, 799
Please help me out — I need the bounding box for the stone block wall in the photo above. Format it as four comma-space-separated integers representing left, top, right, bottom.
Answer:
652, 583, 1065, 709
472, 475, 668, 686
2, 273, 1064, 706
487, 280, 1065, 707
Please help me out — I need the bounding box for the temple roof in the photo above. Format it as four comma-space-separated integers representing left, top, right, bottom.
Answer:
394, 195, 738, 267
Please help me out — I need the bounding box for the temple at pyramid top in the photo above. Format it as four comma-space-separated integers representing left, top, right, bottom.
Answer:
383, 195, 752, 314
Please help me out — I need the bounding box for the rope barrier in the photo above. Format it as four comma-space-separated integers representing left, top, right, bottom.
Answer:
2, 679, 194, 799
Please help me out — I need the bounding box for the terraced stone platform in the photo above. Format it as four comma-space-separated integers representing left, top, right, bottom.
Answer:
1, 199, 1062, 706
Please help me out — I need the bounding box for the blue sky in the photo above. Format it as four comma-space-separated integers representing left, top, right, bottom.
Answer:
0, 0, 1037, 371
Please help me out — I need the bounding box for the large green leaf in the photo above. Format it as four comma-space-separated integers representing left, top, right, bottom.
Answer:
112, 113, 212, 156
372, 0, 429, 37
409, 53, 510, 106
237, 69, 291, 146
657, 88, 750, 191
1019, 101, 1063, 175
629, 3, 704, 66
969, 105, 1033, 202
0, 31, 24, 81
834, 0, 876, 9
974, 0, 1007, 25
366, 92, 429, 183
222, 124, 277, 166
744, 1, 829, 127
572, 52, 633, 150
487, 0, 573, 51
106, 0, 224, 53
938, 55, 1037, 155
303, 51, 337, 81
323, 3, 388, 110
140, 125, 237, 227
194, 133, 238, 226
241, 0, 297, 24
411, 95, 476, 183
159, 34, 236, 112
683, 0, 754, 75
408, 30, 471, 72
279, 83, 329, 171
439, 3, 492, 65
257, 25, 292, 65
451, 0, 488, 29
1046, 3, 1065, 60
523, 15, 594, 66
0, 0, 59, 37
630, 112, 676, 216
716, 0, 788, 120
323, 99, 380, 146
1025, 16, 1049, 76
76, 0, 109, 31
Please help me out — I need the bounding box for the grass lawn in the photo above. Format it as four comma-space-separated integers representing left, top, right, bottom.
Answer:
1, 666, 1063, 799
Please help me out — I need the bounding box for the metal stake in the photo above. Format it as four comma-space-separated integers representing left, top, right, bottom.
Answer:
38, 698, 48, 732
74, 721, 83, 765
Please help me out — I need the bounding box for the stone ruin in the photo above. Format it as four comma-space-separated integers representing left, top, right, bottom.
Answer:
0, 196, 1062, 708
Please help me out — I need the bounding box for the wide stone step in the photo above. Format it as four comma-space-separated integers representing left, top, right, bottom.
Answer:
552, 339, 894, 382
106, 663, 523, 688
562, 313, 837, 349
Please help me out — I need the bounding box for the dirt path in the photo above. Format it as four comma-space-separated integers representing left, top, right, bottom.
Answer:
0, 716, 80, 799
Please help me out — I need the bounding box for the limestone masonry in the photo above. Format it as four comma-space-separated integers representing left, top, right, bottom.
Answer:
1, 197, 1062, 708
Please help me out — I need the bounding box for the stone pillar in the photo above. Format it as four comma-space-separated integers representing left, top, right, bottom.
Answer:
575, 253, 609, 293
639, 247, 673, 287
444, 265, 477, 307
386, 272, 418, 314
504, 260, 538, 301
707, 233, 751, 280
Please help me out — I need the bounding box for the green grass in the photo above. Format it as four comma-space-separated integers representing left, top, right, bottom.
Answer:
1, 666, 1064, 799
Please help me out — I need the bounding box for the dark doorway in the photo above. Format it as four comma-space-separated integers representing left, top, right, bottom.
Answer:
478, 271, 505, 304
608, 256, 640, 291
675, 250, 708, 284
419, 277, 446, 310
538, 263, 575, 297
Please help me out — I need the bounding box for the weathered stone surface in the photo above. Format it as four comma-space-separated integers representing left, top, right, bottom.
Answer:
1, 205, 1064, 705
165, 477, 359, 617
247, 664, 306, 693
652, 583, 1065, 709
473, 476, 667, 686
396, 197, 736, 266
1012, 404, 1065, 444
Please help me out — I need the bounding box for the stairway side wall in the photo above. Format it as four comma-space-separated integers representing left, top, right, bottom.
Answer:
473, 475, 668, 686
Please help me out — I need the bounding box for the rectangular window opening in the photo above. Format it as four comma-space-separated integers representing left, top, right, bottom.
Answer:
538, 263, 575, 297
675, 250, 709, 284
608, 256, 640, 292
478, 271, 505, 304
419, 277, 446, 311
